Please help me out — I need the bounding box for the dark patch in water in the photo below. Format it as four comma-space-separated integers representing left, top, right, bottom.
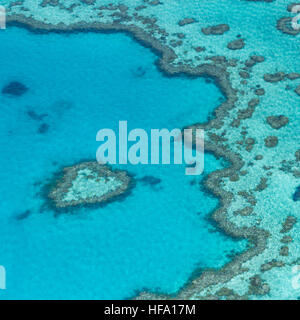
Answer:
2, 81, 28, 96
190, 179, 198, 186
293, 186, 300, 201
132, 66, 146, 77
15, 210, 31, 220
226, 249, 239, 260
27, 110, 48, 121
38, 123, 50, 134
138, 175, 161, 186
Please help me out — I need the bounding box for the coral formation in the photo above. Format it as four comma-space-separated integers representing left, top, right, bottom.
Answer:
48, 162, 133, 209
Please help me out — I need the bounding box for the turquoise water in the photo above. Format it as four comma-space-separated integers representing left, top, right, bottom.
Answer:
0, 27, 246, 299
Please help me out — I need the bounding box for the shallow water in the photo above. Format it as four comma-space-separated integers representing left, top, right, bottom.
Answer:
0, 27, 246, 299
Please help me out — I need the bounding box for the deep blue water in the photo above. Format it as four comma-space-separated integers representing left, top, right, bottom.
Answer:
293, 186, 300, 202
0, 27, 246, 299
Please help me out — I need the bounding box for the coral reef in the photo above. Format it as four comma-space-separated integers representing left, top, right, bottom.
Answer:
202, 24, 230, 36
4, 0, 300, 300
48, 162, 133, 209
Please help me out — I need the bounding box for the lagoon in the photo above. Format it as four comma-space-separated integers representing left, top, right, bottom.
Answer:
0, 26, 246, 299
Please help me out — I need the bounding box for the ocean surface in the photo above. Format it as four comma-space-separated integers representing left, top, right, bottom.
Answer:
0, 27, 247, 299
